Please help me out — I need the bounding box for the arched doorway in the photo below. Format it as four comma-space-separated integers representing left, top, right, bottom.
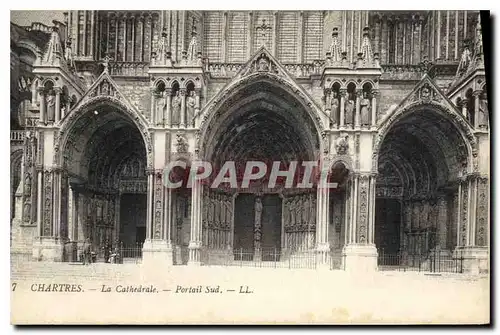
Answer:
376, 107, 470, 265
200, 78, 322, 263
61, 101, 149, 259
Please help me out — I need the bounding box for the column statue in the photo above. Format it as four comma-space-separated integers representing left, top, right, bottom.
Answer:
25, 174, 32, 195
303, 195, 310, 227
290, 197, 296, 226
23, 201, 31, 222
283, 198, 290, 226
360, 91, 371, 126
186, 91, 196, 127
171, 90, 181, 125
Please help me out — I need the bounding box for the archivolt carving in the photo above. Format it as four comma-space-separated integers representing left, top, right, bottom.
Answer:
195, 49, 325, 156
373, 101, 477, 172
55, 96, 153, 169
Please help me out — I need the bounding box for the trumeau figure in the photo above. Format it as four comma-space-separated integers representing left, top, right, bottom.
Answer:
171, 90, 181, 125
360, 91, 371, 126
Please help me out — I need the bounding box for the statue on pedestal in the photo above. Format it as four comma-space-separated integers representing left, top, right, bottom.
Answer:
360, 91, 371, 126
156, 91, 166, 125
345, 97, 355, 125
186, 91, 196, 126
46, 91, 56, 122
478, 92, 489, 128
171, 90, 181, 125
330, 91, 339, 126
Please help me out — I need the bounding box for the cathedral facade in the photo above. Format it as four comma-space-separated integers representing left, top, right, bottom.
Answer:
10, 10, 489, 272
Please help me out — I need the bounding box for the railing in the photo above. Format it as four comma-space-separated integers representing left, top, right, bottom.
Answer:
60, 241, 143, 264
10, 130, 25, 142
108, 62, 149, 77
201, 248, 332, 269
378, 249, 464, 273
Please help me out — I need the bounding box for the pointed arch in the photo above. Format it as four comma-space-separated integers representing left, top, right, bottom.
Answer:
55, 96, 152, 169
195, 48, 325, 158
374, 76, 478, 173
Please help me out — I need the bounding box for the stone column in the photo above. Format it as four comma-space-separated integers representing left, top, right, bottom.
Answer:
180, 88, 186, 128
454, 175, 488, 273
188, 179, 202, 265
371, 91, 378, 127
315, 184, 330, 266
342, 173, 378, 272
54, 87, 62, 123
145, 169, 154, 241
34, 168, 43, 238
165, 88, 172, 127
355, 89, 362, 128
143, 169, 174, 266
69, 187, 78, 241
339, 89, 346, 128
33, 168, 65, 261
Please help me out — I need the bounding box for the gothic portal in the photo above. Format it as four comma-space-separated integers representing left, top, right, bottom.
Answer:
10, 10, 489, 272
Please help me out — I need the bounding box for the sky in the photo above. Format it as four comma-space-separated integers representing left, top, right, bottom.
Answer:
10, 10, 65, 27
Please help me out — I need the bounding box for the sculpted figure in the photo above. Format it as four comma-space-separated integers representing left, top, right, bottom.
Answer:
290, 197, 296, 226
478, 92, 489, 128
46, 91, 56, 122
335, 133, 349, 155
208, 194, 214, 225
25, 174, 32, 194
303, 195, 310, 226
186, 91, 196, 126
330, 91, 339, 126
23, 201, 31, 221
283, 199, 290, 226
156, 91, 166, 125
360, 91, 371, 126
345, 98, 355, 126
171, 90, 181, 125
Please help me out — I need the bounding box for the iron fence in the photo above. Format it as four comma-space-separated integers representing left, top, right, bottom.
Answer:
378, 249, 464, 273
201, 248, 321, 269
63, 242, 143, 264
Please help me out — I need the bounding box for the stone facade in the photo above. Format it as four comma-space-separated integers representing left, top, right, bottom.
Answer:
10, 10, 489, 273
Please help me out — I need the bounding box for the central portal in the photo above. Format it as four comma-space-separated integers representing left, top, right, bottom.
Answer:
199, 78, 322, 264
233, 194, 282, 260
